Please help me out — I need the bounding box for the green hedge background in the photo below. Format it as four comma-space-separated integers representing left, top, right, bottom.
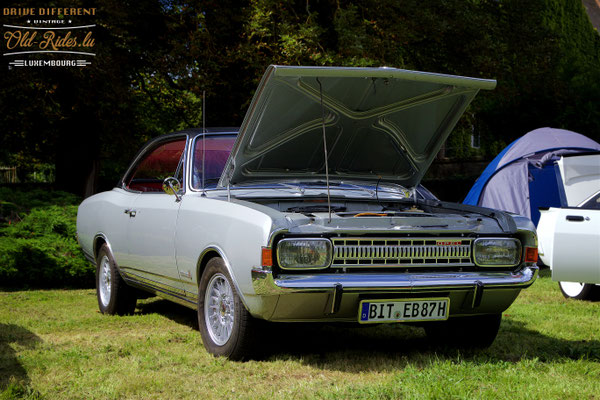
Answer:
0, 188, 92, 288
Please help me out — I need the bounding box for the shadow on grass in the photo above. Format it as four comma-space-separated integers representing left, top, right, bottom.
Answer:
136, 298, 198, 330
271, 318, 600, 371
0, 324, 42, 389
132, 297, 600, 369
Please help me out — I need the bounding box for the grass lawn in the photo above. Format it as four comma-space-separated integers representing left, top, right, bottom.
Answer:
1, 269, 600, 399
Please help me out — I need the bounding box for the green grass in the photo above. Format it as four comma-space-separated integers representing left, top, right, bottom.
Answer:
1, 269, 600, 399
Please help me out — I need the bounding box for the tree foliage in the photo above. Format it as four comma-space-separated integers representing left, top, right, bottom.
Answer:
1, 0, 599, 194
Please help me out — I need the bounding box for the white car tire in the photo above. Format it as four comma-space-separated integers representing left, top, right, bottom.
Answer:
197, 257, 260, 360
96, 244, 137, 315
559, 281, 600, 301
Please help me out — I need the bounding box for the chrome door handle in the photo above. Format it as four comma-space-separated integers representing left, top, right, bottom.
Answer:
124, 209, 137, 217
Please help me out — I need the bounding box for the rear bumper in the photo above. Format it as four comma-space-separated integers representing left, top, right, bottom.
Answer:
250, 266, 538, 321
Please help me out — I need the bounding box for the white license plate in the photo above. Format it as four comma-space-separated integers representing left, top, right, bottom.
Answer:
358, 298, 449, 324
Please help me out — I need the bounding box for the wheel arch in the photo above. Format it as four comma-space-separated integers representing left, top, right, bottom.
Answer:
196, 245, 250, 311
93, 233, 113, 261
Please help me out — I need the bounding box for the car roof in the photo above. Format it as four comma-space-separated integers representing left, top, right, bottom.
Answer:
172, 127, 239, 138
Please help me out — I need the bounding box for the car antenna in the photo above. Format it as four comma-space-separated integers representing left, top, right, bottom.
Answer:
317, 77, 332, 223
201, 90, 207, 197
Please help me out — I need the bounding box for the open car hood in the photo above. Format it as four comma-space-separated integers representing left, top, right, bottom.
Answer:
219, 65, 496, 188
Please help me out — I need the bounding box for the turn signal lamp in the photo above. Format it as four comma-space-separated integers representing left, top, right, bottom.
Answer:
524, 247, 538, 263
261, 247, 273, 267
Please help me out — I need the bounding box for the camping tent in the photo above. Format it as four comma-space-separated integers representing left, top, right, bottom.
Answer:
463, 127, 600, 225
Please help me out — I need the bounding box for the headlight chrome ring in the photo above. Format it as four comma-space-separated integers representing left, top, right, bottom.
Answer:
473, 238, 522, 267
277, 238, 332, 270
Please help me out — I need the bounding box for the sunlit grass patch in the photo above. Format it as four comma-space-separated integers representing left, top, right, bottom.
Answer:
1, 271, 600, 399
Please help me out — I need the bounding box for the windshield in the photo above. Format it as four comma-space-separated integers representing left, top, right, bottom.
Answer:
190, 133, 437, 201
192, 135, 236, 189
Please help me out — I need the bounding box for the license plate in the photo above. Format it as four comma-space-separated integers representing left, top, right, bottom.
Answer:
358, 298, 449, 324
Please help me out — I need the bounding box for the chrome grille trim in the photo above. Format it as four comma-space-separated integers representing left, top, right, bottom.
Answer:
331, 237, 473, 268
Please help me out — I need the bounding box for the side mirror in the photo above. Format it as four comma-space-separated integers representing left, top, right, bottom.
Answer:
162, 177, 182, 202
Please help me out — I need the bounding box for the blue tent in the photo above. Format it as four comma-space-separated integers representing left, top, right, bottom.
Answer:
464, 127, 600, 225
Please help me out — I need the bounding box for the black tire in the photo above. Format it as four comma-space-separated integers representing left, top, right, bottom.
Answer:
559, 281, 600, 301
96, 244, 137, 315
198, 257, 259, 360
424, 313, 502, 348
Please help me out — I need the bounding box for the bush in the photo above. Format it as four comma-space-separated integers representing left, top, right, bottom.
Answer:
0, 188, 92, 288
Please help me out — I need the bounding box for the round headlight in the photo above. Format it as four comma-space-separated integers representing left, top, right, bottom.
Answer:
277, 238, 332, 270
473, 238, 521, 267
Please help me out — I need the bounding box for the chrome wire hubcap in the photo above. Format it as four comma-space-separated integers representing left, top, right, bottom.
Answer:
99, 255, 112, 308
560, 281, 584, 297
204, 273, 234, 346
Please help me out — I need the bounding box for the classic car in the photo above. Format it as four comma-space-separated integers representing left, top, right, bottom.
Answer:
77, 65, 539, 359
538, 153, 600, 300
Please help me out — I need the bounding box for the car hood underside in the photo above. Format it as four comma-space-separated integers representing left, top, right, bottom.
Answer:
219, 65, 496, 189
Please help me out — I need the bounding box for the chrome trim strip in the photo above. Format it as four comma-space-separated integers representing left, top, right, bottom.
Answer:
120, 269, 186, 296
252, 266, 538, 295
122, 273, 197, 310
120, 265, 189, 285
92, 232, 113, 260
331, 237, 473, 268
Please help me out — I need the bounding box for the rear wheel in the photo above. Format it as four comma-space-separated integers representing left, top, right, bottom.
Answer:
424, 313, 502, 348
96, 244, 137, 315
198, 257, 259, 360
559, 281, 600, 300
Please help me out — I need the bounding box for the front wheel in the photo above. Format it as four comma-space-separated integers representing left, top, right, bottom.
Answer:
424, 313, 502, 348
197, 257, 259, 360
559, 281, 600, 300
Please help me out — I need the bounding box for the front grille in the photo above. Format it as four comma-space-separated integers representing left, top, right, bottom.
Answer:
331, 237, 473, 268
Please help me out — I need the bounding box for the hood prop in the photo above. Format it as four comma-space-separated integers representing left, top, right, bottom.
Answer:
317, 78, 332, 223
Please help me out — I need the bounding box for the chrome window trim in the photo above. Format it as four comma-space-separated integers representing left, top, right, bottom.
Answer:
472, 237, 521, 267
276, 238, 333, 270
187, 133, 238, 193
120, 133, 189, 195
331, 237, 473, 268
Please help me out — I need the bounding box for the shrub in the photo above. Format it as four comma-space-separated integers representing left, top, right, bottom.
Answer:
0, 188, 92, 288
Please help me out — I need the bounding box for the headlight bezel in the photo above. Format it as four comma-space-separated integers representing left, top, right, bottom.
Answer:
276, 238, 333, 270
473, 238, 522, 267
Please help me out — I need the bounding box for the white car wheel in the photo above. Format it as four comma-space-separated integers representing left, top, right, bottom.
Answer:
559, 281, 600, 301
204, 273, 235, 346
95, 244, 137, 315
197, 257, 261, 360
99, 255, 112, 308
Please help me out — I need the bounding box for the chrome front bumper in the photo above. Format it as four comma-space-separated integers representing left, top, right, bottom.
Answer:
252, 266, 538, 294
250, 266, 538, 321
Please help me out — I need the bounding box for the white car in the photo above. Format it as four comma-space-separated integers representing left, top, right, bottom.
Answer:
77, 65, 539, 359
538, 153, 600, 300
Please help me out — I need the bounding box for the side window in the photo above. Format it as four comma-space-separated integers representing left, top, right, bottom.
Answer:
581, 192, 600, 210
127, 138, 186, 192
192, 135, 236, 189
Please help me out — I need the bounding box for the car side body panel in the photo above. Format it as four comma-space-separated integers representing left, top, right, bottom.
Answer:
77, 188, 139, 265
173, 195, 280, 315
540, 207, 600, 284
